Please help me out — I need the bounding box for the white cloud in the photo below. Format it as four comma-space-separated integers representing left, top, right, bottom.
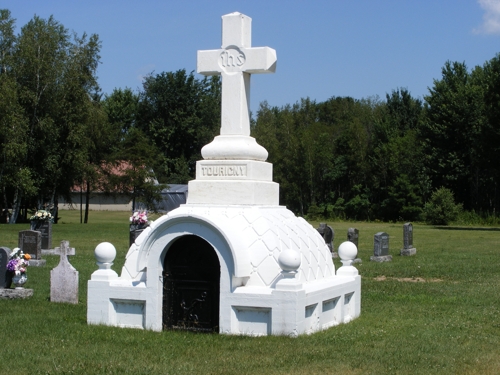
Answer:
474, 0, 500, 35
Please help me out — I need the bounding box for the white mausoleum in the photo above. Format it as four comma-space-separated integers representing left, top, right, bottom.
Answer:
87, 12, 361, 336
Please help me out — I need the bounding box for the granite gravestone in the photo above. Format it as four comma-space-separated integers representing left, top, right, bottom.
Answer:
32, 221, 52, 250
347, 228, 359, 248
347, 228, 362, 263
400, 222, 417, 256
129, 225, 147, 247
18, 230, 46, 267
370, 232, 392, 262
0, 247, 10, 288
50, 240, 78, 304
317, 223, 336, 257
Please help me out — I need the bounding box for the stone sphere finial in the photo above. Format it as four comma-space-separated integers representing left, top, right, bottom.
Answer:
337, 241, 359, 276
338, 241, 357, 261
95, 242, 116, 265
278, 249, 301, 273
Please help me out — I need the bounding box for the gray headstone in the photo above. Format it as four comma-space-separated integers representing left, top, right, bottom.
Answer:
129, 225, 146, 247
373, 232, 389, 256
50, 240, 78, 304
0, 247, 10, 289
32, 221, 52, 250
347, 228, 359, 248
317, 223, 335, 253
401, 222, 417, 256
18, 230, 42, 259
403, 223, 413, 249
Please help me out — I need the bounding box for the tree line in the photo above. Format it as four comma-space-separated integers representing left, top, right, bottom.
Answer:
0, 10, 220, 223
253, 56, 500, 222
1, 10, 498, 223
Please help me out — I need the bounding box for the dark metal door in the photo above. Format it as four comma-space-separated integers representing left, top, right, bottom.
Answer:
163, 235, 220, 332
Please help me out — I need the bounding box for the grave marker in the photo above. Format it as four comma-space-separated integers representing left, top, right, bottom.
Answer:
370, 232, 392, 262
50, 240, 78, 304
0, 247, 10, 288
317, 223, 336, 257
18, 230, 45, 266
347, 228, 359, 248
32, 220, 52, 250
400, 222, 417, 256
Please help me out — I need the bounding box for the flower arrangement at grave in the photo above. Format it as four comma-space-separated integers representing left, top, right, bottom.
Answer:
30, 209, 53, 222
130, 210, 148, 230
6, 248, 31, 275
6, 248, 31, 288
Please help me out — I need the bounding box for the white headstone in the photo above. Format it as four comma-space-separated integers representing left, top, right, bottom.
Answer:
50, 240, 78, 304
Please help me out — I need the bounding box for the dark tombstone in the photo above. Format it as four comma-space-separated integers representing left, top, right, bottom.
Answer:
18, 230, 46, 267
31, 220, 52, 250
371, 232, 392, 262
0, 247, 10, 288
50, 240, 78, 304
400, 222, 417, 256
317, 223, 336, 257
347, 228, 359, 248
347, 228, 362, 263
129, 224, 147, 247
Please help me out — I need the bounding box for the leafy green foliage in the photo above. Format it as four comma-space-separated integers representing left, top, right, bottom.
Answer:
422, 187, 463, 225
0, 11, 101, 222
137, 69, 220, 183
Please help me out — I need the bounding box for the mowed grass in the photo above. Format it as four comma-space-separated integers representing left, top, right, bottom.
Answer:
0, 211, 499, 374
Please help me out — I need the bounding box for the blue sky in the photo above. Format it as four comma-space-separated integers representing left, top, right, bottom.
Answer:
5, 1, 500, 114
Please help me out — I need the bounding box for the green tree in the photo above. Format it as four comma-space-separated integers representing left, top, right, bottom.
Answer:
422, 187, 462, 225
480, 54, 500, 213
370, 89, 428, 221
137, 69, 220, 183
4, 13, 101, 222
422, 61, 485, 211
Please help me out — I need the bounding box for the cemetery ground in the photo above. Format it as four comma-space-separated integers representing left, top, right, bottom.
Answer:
0, 211, 499, 375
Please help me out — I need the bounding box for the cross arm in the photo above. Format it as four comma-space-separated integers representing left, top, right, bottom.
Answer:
197, 49, 222, 76
243, 47, 277, 74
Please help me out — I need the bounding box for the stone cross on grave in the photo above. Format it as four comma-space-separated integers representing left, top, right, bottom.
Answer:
50, 240, 78, 304
197, 12, 276, 161
55, 240, 75, 260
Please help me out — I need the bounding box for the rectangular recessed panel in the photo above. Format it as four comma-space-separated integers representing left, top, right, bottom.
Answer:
305, 303, 318, 333
321, 297, 340, 328
344, 292, 354, 322
233, 306, 271, 336
111, 299, 145, 329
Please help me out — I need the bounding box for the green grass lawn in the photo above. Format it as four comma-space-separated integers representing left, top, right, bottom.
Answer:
1, 211, 499, 374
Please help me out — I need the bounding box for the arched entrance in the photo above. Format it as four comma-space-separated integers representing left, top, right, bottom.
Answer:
162, 235, 220, 332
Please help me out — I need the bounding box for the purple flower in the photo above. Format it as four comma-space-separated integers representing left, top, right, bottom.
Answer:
6, 259, 19, 272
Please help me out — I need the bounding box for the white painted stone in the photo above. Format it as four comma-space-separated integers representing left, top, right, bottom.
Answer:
87, 11, 361, 336
187, 179, 279, 205
197, 12, 276, 140
337, 241, 359, 277
50, 240, 78, 304
196, 159, 272, 181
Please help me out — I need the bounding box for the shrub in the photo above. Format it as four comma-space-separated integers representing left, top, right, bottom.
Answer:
306, 203, 323, 221
422, 187, 462, 225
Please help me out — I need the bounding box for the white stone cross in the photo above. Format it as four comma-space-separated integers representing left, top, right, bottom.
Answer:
54, 240, 75, 263
197, 12, 277, 137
